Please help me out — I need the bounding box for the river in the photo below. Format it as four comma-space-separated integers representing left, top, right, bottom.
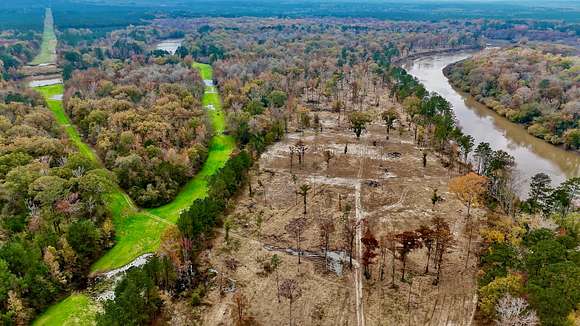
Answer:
404, 51, 579, 193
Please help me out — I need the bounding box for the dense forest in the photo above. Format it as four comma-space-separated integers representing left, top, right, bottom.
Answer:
0, 84, 116, 324
65, 61, 208, 207
445, 45, 579, 150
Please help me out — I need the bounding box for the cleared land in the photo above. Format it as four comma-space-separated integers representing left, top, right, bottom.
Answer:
197, 98, 482, 325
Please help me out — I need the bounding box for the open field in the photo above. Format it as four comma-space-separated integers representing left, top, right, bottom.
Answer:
30, 8, 57, 65
198, 98, 482, 325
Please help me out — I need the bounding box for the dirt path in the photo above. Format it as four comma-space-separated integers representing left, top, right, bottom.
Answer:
354, 181, 365, 326
354, 149, 366, 326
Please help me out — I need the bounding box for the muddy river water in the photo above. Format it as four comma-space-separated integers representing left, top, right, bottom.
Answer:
404, 51, 579, 192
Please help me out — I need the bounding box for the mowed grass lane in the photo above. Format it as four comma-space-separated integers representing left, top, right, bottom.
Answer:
30, 8, 57, 65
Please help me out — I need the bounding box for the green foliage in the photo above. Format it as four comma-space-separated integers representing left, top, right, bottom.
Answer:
96, 266, 161, 326
479, 274, 523, 318
528, 261, 580, 325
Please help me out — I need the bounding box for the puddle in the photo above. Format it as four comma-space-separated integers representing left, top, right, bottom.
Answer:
264, 244, 356, 276
92, 253, 154, 302
155, 39, 183, 55
29, 78, 62, 87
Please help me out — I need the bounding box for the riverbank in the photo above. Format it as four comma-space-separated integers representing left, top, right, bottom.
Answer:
443, 61, 579, 153
391, 45, 482, 66
405, 51, 579, 191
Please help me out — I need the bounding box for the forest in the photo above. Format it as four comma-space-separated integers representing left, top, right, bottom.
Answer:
445, 45, 579, 150
0, 84, 116, 324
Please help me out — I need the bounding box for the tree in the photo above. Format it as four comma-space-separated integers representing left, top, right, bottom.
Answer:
67, 220, 101, 266
318, 217, 335, 269
458, 134, 475, 164
495, 294, 539, 326
449, 172, 488, 218
432, 217, 453, 286
294, 140, 308, 166
97, 267, 161, 326
479, 274, 524, 319
348, 112, 372, 139
361, 228, 379, 279
342, 209, 359, 269
233, 290, 249, 325
322, 149, 334, 171
430, 188, 443, 210
474, 142, 492, 174
528, 261, 580, 325
527, 173, 552, 215
416, 225, 435, 273
396, 231, 422, 281
270, 255, 282, 303
285, 217, 308, 265
279, 279, 302, 326
381, 108, 398, 136
296, 184, 311, 215
449, 173, 487, 267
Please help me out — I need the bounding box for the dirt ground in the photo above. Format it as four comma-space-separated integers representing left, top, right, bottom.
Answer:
196, 95, 484, 325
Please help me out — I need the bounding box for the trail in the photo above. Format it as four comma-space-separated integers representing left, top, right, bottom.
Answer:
354, 148, 366, 326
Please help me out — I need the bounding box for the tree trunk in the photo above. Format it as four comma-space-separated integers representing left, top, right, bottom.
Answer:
391, 250, 396, 288
401, 254, 407, 281
425, 247, 431, 274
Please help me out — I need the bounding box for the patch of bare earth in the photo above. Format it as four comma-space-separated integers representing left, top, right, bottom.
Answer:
197, 107, 482, 325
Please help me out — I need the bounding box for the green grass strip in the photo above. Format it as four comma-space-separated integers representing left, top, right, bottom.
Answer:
33, 294, 97, 326
35, 85, 98, 162
30, 8, 57, 66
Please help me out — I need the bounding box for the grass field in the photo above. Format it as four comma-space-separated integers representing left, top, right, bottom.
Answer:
32, 62, 234, 324
30, 8, 57, 65
33, 294, 97, 326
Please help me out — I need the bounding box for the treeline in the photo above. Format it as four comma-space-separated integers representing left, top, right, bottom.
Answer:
98, 150, 252, 324
0, 88, 116, 324
0, 33, 39, 80
445, 45, 579, 150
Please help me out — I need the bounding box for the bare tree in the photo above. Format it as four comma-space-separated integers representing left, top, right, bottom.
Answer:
285, 217, 308, 265
233, 290, 249, 325
279, 279, 303, 326
294, 140, 308, 166
323, 149, 335, 171
318, 217, 335, 270
270, 255, 282, 303
342, 214, 359, 269
495, 294, 539, 326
